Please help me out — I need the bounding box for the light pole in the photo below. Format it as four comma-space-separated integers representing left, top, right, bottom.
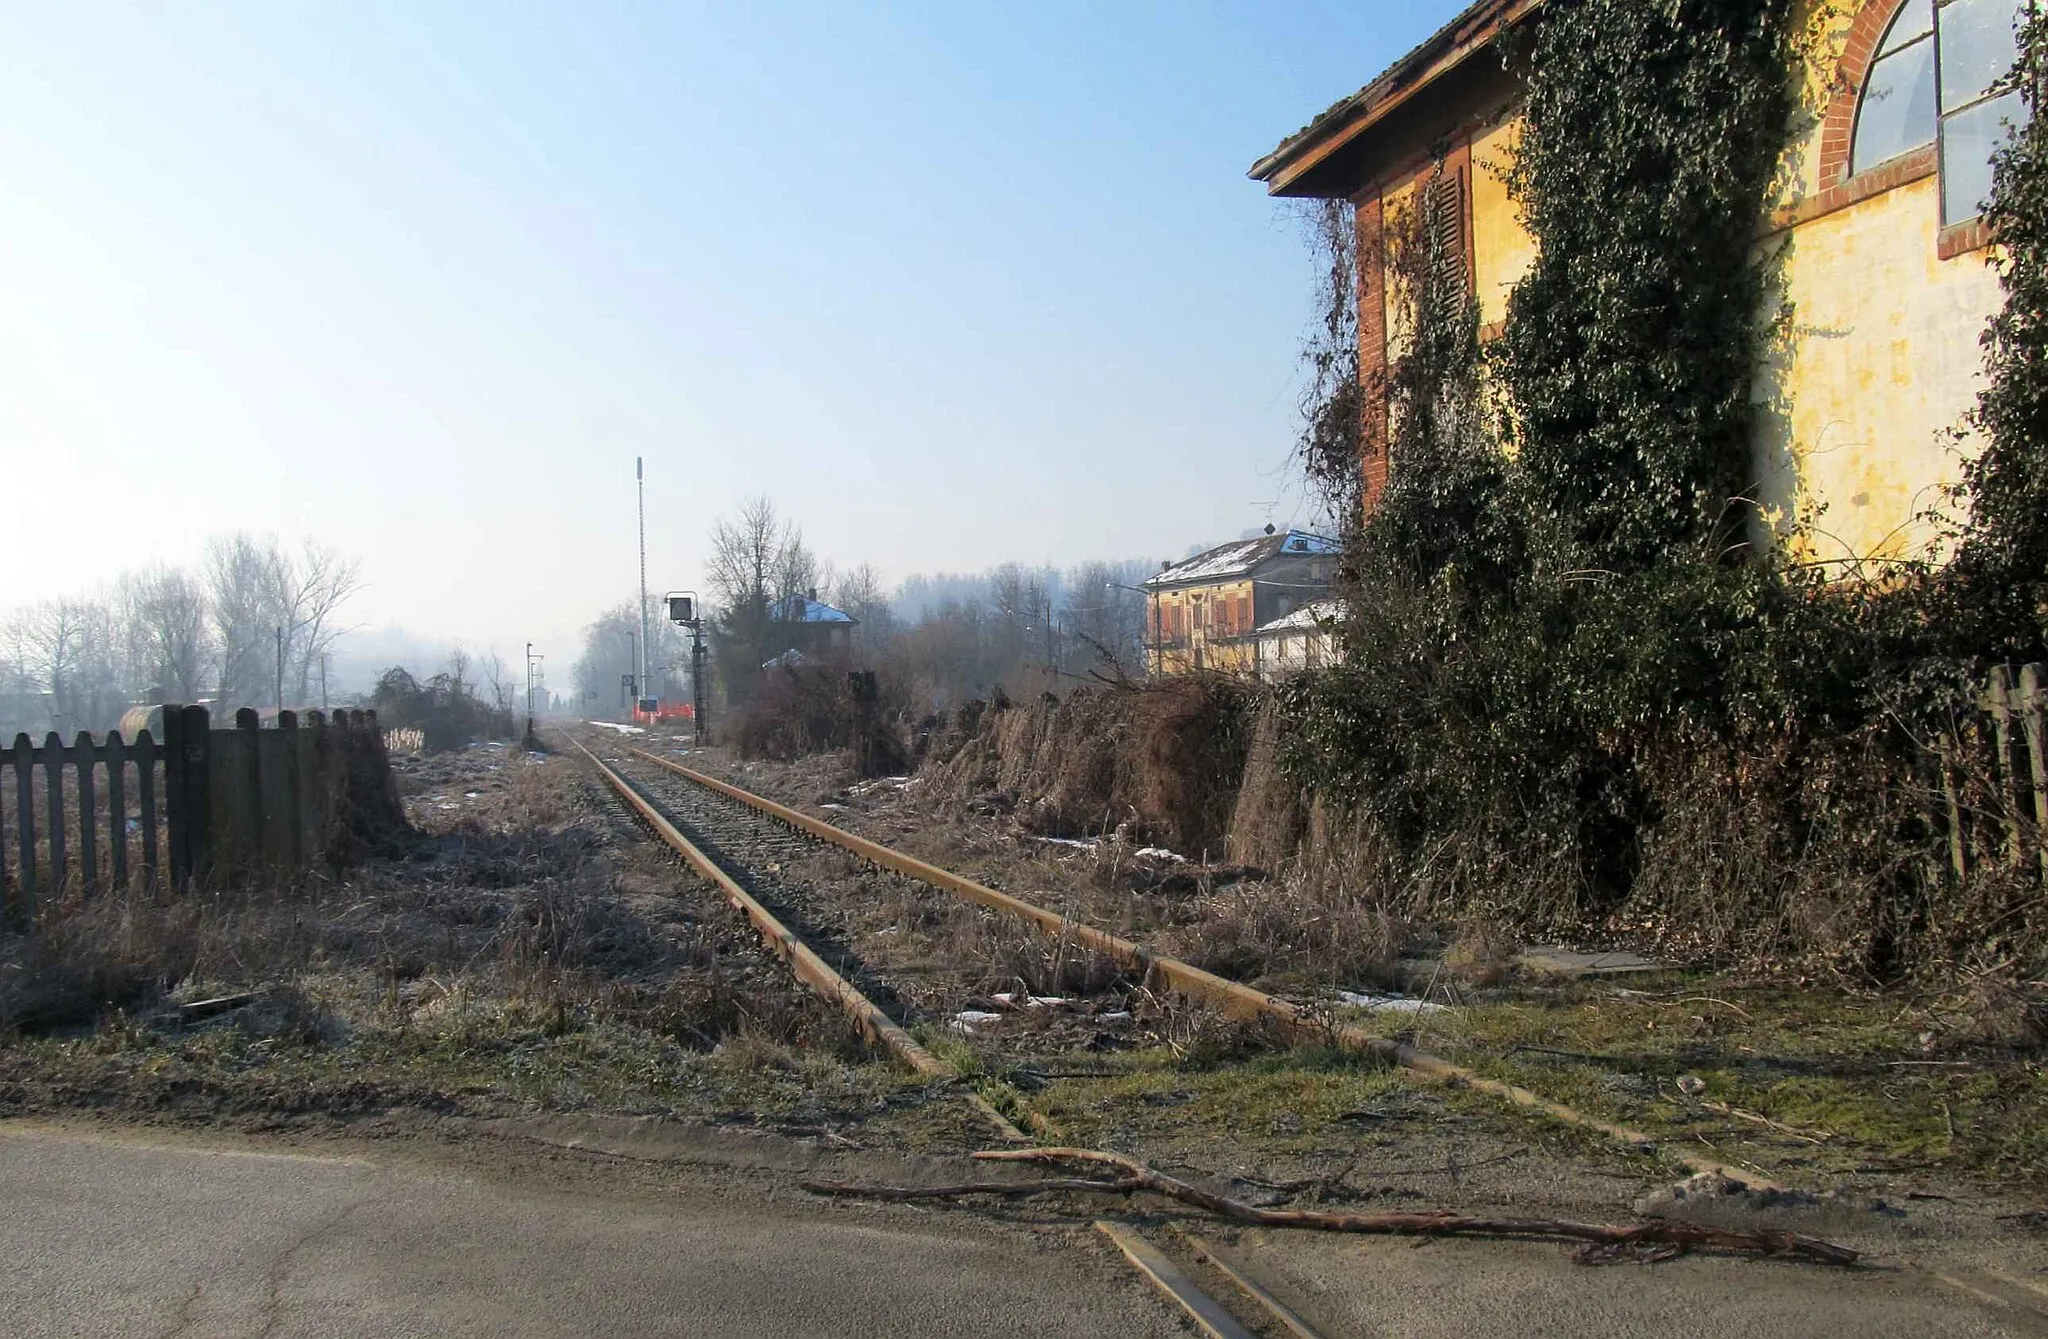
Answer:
1105, 582, 1161, 677
524, 641, 533, 743
636, 458, 652, 713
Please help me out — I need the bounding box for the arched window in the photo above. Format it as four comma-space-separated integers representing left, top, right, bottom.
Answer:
1850, 0, 2028, 226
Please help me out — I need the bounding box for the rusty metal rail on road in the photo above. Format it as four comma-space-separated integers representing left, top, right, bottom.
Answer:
564, 735, 1028, 1143
613, 740, 1775, 1188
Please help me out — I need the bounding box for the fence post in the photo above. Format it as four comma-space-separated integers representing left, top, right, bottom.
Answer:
162, 706, 187, 886
2023, 663, 2048, 886
1988, 666, 2024, 866
42, 732, 66, 896
74, 733, 98, 896
135, 728, 159, 891
180, 706, 211, 885
277, 710, 303, 873
106, 730, 128, 891
1938, 734, 1969, 884
14, 734, 36, 922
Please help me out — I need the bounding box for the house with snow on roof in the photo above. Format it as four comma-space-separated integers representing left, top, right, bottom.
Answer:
760, 589, 857, 668
1141, 529, 1339, 675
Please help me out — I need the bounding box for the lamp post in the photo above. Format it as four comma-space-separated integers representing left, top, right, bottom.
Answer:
1105, 582, 1161, 678
524, 644, 544, 745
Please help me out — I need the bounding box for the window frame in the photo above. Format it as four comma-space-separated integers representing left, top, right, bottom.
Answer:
1933, 0, 2028, 227
1849, 0, 1938, 178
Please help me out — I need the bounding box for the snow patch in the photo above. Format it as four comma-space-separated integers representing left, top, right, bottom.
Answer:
1334, 990, 1448, 1015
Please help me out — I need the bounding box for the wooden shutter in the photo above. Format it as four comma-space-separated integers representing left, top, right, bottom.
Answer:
1426, 167, 1469, 316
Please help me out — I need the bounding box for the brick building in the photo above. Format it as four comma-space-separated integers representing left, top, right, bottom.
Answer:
1250, 0, 2023, 567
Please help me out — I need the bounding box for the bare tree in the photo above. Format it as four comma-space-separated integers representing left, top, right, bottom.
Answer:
706, 496, 819, 701
208, 534, 275, 709
119, 566, 213, 702
206, 534, 362, 709
833, 563, 894, 650
478, 649, 511, 713
11, 598, 124, 732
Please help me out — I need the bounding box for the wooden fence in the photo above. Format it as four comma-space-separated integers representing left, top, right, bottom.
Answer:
1941, 662, 2048, 886
0, 705, 403, 927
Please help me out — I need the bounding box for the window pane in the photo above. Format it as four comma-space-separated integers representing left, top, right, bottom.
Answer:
1881, 0, 1935, 54
1940, 88, 2022, 223
1853, 41, 1938, 172
1937, 0, 2023, 111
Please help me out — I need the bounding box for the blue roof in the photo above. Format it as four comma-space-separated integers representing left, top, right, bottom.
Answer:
771, 594, 857, 624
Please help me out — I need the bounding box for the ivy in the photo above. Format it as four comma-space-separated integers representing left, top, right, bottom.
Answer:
1497, 0, 1798, 570
1948, 7, 2048, 663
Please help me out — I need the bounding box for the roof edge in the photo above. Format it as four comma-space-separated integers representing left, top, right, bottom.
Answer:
1248, 0, 1536, 196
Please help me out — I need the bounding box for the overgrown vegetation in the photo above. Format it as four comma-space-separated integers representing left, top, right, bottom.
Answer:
372, 657, 518, 752
1280, 0, 2048, 983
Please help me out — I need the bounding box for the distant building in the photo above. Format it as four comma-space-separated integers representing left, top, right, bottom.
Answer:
1253, 597, 1345, 680
1141, 530, 1339, 675
762, 589, 858, 667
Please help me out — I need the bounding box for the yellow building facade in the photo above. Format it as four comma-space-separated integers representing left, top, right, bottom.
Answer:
1251, 0, 2016, 569
1142, 531, 1340, 676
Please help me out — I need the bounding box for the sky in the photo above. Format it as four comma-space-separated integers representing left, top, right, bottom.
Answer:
0, 1, 1453, 676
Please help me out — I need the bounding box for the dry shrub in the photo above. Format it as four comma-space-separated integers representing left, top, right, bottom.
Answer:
1442, 917, 1518, 986
919, 679, 1254, 854
963, 915, 1128, 1000
1164, 874, 1409, 990
1147, 994, 1291, 1068
736, 666, 908, 777
1226, 697, 1309, 870
1132, 676, 1255, 858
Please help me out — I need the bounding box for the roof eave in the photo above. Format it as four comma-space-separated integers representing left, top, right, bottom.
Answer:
1248, 0, 1538, 198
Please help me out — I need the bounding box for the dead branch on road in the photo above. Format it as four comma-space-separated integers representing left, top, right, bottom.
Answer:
804, 1147, 1859, 1267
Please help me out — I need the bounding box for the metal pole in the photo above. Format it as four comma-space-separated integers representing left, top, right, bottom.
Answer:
275, 625, 285, 711
525, 641, 534, 742
692, 624, 708, 745
637, 457, 651, 711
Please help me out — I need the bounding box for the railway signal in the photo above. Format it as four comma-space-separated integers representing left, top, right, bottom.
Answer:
666, 589, 708, 745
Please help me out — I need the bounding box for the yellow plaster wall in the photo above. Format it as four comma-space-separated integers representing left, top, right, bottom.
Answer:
1753, 178, 2002, 564
1747, 0, 2003, 564
1152, 579, 1259, 675
1380, 175, 1421, 364
1470, 117, 1536, 330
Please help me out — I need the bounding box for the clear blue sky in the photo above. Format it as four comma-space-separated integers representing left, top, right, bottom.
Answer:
0, 1, 1451, 667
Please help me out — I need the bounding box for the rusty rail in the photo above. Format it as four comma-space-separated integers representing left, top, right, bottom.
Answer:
612, 740, 1775, 1188
564, 735, 1028, 1142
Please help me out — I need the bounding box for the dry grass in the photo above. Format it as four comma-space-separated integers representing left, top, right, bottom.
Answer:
0, 754, 882, 1128
1161, 875, 1411, 991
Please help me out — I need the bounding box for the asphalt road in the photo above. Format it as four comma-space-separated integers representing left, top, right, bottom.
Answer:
0, 1125, 1184, 1339
8, 1120, 2047, 1338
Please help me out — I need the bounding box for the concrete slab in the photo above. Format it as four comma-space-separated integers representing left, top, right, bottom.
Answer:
1518, 945, 1669, 976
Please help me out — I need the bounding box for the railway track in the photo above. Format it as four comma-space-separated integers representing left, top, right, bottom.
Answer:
565, 729, 1304, 1336
571, 731, 1773, 1189
561, 727, 1871, 1335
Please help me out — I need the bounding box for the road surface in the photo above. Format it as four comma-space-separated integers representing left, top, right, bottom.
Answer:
0, 1123, 1182, 1338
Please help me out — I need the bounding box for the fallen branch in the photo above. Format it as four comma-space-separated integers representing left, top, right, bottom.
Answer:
1701, 1100, 1830, 1144
967, 1148, 1859, 1267
803, 1176, 1141, 1202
